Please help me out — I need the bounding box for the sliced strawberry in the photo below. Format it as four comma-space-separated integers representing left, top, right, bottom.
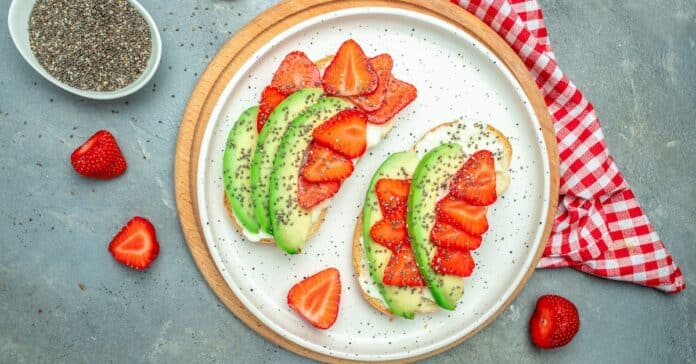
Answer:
435, 195, 489, 235
431, 247, 475, 277
297, 178, 340, 209
383, 245, 426, 287
375, 178, 410, 219
369, 218, 408, 252
301, 143, 354, 182
71, 130, 127, 179
287, 267, 341, 329
430, 220, 482, 250
366, 78, 417, 125
322, 39, 378, 96
450, 150, 497, 205
108, 216, 159, 270
270, 51, 322, 95
257, 86, 286, 132
349, 54, 393, 111
530, 295, 580, 349
312, 109, 367, 158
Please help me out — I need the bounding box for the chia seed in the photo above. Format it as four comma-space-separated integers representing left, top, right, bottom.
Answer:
29, 0, 152, 92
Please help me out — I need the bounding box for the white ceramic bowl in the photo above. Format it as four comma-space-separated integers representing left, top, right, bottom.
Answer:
7, 0, 162, 100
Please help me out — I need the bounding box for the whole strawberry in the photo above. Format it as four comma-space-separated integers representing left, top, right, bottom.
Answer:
71, 130, 127, 179
529, 294, 580, 349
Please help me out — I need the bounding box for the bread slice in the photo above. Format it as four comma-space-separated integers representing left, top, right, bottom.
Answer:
353, 121, 513, 317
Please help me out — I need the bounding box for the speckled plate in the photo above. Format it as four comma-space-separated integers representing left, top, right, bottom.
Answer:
193, 5, 554, 362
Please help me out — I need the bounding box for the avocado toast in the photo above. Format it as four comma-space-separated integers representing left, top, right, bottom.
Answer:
353, 120, 512, 318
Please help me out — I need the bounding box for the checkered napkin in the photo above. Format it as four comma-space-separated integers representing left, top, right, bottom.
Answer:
451, 0, 685, 293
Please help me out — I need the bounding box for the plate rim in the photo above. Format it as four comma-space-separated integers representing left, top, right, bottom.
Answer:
174, 1, 559, 363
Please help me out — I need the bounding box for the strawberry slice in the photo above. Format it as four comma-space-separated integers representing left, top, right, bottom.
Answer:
108, 216, 159, 270
349, 54, 393, 111
301, 143, 354, 182
431, 247, 475, 277
287, 267, 341, 329
257, 86, 286, 132
297, 178, 340, 209
312, 109, 367, 158
383, 245, 426, 287
430, 220, 482, 250
435, 195, 489, 235
450, 150, 497, 206
369, 218, 408, 252
375, 178, 410, 219
71, 130, 127, 179
270, 51, 322, 95
530, 295, 580, 349
322, 39, 378, 96
366, 78, 417, 125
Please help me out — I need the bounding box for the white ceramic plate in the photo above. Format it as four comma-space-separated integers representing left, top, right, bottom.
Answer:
197, 7, 550, 362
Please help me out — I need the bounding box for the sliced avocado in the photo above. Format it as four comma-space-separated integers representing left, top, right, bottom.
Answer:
362, 151, 440, 319
223, 106, 260, 233
269, 97, 352, 254
407, 143, 467, 310
251, 88, 323, 234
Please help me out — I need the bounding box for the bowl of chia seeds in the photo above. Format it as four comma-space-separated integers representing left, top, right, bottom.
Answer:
8, 0, 162, 100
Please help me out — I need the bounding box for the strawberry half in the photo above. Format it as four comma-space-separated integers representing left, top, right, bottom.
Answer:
301, 143, 354, 182
287, 267, 341, 329
366, 78, 417, 125
430, 220, 482, 250
369, 218, 408, 252
322, 39, 378, 96
312, 109, 367, 158
383, 245, 426, 287
375, 178, 410, 219
71, 130, 127, 179
431, 246, 475, 277
450, 150, 497, 205
435, 195, 489, 235
530, 295, 580, 349
108, 216, 159, 270
297, 178, 340, 209
270, 51, 322, 95
349, 54, 393, 112
257, 86, 287, 132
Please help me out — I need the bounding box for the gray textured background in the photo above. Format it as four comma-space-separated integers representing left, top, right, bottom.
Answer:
1, 0, 694, 363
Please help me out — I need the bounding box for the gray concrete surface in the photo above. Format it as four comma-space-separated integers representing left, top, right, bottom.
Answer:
1, 0, 694, 363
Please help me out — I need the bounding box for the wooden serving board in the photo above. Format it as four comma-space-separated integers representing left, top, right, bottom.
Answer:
174, 1, 559, 362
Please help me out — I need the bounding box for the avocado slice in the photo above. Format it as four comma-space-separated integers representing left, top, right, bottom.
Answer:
251, 88, 324, 234
407, 143, 467, 310
362, 151, 440, 319
223, 106, 260, 233
269, 97, 352, 254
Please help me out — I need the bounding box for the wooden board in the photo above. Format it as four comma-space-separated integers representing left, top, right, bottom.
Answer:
174, 1, 559, 362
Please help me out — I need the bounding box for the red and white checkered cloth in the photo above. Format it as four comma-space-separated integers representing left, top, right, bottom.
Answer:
451, 0, 685, 293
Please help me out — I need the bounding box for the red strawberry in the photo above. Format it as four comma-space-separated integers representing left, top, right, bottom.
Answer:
287, 267, 341, 329
270, 51, 321, 95
369, 218, 408, 252
375, 178, 410, 219
301, 143, 354, 182
430, 220, 482, 250
257, 86, 286, 132
366, 78, 417, 125
450, 150, 497, 205
297, 178, 340, 209
322, 39, 378, 96
436, 195, 489, 235
312, 109, 367, 158
350, 54, 393, 111
71, 130, 127, 179
529, 295, 580, 349
431, 247, 475, 277
383, 245, 426, 287
108, 216, 159, 270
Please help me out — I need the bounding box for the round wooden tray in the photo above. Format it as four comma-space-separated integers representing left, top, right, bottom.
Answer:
174, 0, 559, 362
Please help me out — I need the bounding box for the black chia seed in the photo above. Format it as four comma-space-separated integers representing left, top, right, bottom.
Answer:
29, 0, 152, 92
